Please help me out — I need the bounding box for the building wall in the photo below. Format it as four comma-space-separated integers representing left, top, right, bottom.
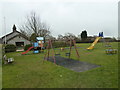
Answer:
7, 36, 30, 46
2, 31, 19, 43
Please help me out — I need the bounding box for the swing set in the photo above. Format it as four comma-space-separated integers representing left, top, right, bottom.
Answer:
44, 39, 80, 64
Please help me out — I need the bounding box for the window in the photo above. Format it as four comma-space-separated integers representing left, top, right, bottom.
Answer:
15, 42, 24, 47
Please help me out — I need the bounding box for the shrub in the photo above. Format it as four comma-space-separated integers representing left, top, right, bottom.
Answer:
24, 44, 33, 51
5, 44, 16, 53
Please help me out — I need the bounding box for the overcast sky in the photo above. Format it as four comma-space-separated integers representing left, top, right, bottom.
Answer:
0, 0, 119, 38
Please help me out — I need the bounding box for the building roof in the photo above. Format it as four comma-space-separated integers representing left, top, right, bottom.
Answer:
1, 30, 21, 39
6, 34, 29, 42
1, 25, 30, 42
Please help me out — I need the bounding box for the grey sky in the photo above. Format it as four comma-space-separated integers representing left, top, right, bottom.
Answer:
0, 0, 118, 38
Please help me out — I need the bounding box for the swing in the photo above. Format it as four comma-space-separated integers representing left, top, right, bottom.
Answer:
65, 40, 72, 57
44, 39, 80, 64
65, 53, 70, 56
54, 48, 61, 56
55, 53, 61, 56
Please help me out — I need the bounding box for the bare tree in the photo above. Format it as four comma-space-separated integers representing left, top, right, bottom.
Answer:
20, 29, 29, 37
64, 33, 76, 40
19, 11, 51, 39
57, 34, 64, 41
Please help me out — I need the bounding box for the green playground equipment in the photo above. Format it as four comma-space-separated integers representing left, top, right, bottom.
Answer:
105, 48, 117, 55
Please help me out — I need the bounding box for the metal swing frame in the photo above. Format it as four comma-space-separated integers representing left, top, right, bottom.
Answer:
44, 39, 80, 64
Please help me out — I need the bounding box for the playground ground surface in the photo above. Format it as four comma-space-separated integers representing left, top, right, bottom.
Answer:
47, 56, 100, 72
2, 42, 119, 88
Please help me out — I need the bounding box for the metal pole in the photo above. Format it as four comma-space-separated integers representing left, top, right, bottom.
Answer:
4, 17, 6, 45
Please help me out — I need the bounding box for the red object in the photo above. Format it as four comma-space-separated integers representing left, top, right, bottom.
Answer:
73, 40, 80, 58
21, 46, 34, 55
44, 40, 56, 64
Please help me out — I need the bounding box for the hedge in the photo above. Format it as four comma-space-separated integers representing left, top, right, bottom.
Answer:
24, 41, 71, 50
44, 41, 70, 48
5, 44, 16, 53
24, 44, 33, 51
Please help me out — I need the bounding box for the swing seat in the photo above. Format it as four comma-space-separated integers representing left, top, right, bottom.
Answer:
66, 53, 70, 56
55, 54, 61, 56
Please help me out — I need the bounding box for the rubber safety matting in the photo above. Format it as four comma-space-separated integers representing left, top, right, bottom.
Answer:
47, 56, 101, 72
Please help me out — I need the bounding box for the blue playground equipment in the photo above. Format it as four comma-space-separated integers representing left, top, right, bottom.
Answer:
33, 50, 39, 54
99, 32, 103, 37
33, 37, 44, 54
33, 42, 39, 53
33, 42, 39, 47
22, 37, 45, 54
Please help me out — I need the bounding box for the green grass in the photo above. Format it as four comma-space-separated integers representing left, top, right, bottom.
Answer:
2, 42, 118, 88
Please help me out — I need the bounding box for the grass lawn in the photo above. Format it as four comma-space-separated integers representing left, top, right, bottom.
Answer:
2, 42, 118, 88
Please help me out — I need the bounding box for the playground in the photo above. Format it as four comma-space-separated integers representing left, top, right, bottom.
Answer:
2, 41, 118, 88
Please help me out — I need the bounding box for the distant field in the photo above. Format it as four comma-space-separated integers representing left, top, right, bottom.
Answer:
2, 42, 118, 88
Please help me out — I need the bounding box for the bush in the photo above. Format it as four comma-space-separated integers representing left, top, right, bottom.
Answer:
5, 44, 16, 53
24, 44, 33, 51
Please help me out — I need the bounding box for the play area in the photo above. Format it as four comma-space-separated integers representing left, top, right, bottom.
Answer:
21, 37, 44, 55
41, 32, 116, 73
43, 38, 101, 72
2, 32, 118, 88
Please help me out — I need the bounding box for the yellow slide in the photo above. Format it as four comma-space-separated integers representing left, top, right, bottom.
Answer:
87, 37, 102, 50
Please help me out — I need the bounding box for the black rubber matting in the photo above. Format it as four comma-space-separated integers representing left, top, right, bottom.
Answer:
47, 56, 101, 72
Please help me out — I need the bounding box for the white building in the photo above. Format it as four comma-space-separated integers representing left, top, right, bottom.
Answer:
1, 25, 31, 46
